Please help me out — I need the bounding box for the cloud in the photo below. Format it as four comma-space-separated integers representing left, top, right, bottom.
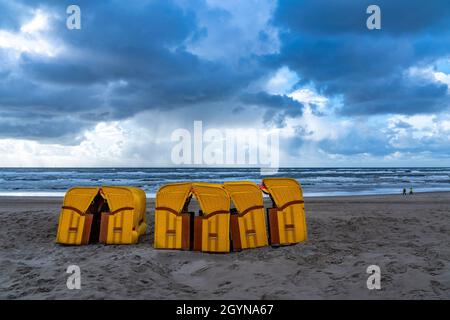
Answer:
0, 0, 283, 141
181, 0, 280, 61
0, 0, 450, 166
0, 10, 61, 57
264, 66, 299, 95
272, 0, 450, 116
275, 0, 450, 36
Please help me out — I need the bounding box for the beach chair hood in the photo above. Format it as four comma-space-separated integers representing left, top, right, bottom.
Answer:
224, 181, 264, 215
192, 183, 230, 217
155, 183, 192, 215
262, 178, 304, 209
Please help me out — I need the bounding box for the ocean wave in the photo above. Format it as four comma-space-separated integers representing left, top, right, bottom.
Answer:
1, 167, 449, 197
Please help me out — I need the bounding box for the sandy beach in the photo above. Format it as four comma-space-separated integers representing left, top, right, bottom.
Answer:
0, 192, 449, 299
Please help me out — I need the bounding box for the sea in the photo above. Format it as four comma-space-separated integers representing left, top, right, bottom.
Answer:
0, 167, 449, 197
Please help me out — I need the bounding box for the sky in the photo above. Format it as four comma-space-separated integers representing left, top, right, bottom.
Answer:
0, 0, 449, 167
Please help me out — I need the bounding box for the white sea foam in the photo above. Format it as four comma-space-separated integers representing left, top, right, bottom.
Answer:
0, 168, 449, 197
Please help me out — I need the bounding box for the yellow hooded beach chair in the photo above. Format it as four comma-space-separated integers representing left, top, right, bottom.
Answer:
223, 181, 268, 251
262, 178, 307, 246
192, 183, 230, 253
56, 186, 147, 245
154, 183, 193, 250
56, 187, 100, 245
99, 186, 147, 245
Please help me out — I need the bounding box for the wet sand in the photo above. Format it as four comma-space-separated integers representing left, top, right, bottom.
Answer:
0, 192, 449, 299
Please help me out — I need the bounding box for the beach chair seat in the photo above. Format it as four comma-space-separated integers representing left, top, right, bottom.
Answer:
192, 183, 230, 253
262, 178, 307, 246
56, 186, 147, 245
223, 181, 268, 251
154, 183, 193, 250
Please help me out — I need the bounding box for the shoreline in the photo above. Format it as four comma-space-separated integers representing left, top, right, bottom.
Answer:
0, 189, 450, 199
0, 190, 449, 201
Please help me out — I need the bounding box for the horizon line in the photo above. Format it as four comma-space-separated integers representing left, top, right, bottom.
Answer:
1, 166, 450, 169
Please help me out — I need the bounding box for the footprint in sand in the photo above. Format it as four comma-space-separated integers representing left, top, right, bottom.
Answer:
227, 263, 239, 271
218, 281, 231, 287
430, 280, 448, 295
16, 265, 33, 275
386, 261, 407, 274
191, 265, 211, 276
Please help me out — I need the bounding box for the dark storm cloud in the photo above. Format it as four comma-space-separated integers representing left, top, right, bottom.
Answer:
273, 0, 450, 116
0, 0, 449, 161
0, 0, 30, 30
240, 92, 304, 126
318, 130, 393, 156
276, 0, 450, 36
0, 0, 282, 140
240, 91, 300, 108
337, 75, 449, 115
0, 117, 86, 141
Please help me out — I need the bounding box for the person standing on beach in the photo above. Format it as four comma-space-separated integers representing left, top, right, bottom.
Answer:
409, 187, 414, 195
403, 188, 407, 195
